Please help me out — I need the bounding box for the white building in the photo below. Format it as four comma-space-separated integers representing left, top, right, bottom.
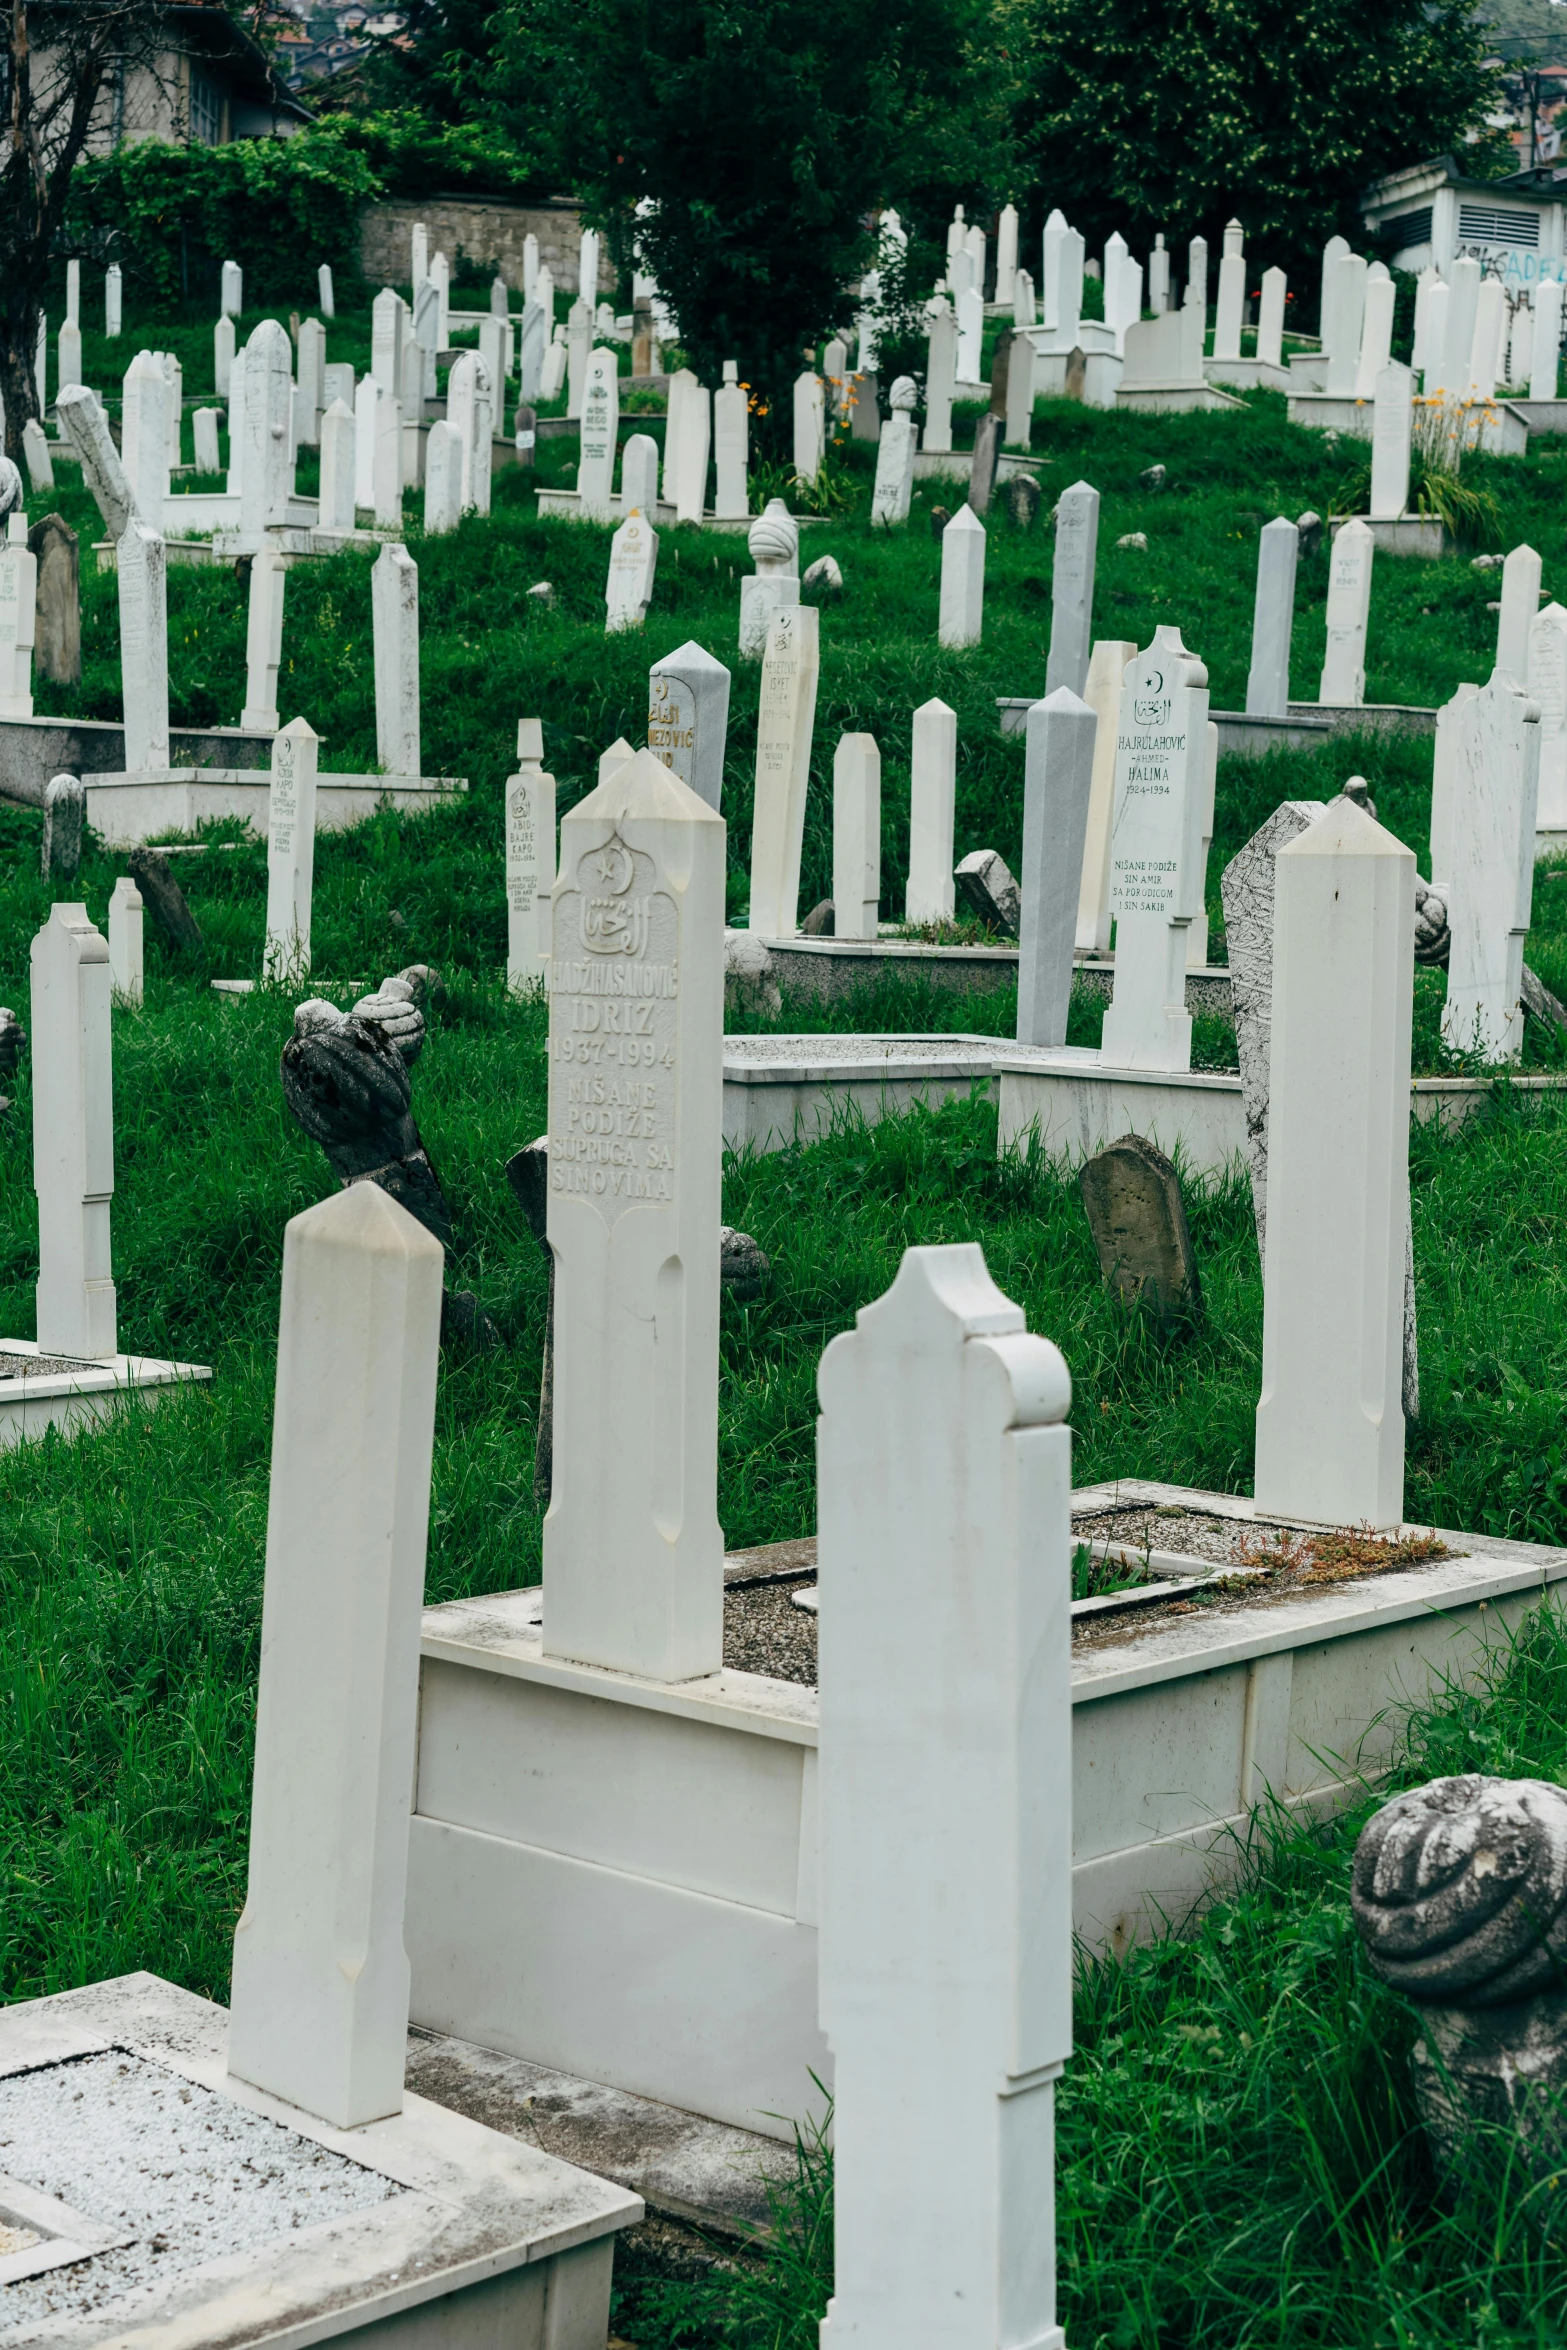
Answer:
1362, 155, 1567, 289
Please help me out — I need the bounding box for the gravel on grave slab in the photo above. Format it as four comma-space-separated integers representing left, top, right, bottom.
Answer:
0, 2048, 401, 2326
724, 1583, 817, 1686
0, 1353, 101, 1382
1071, 1505, 1251, 1567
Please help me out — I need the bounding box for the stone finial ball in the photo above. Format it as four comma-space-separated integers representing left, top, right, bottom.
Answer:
1352, 1775, 1567, 2006
890, 375, 918, 411
0, 455, 22, 516
748, 499, 798, 569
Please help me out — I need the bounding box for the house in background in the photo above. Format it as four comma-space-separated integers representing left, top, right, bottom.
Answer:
83, 1, 313, 148
1361, 154, 1567, 288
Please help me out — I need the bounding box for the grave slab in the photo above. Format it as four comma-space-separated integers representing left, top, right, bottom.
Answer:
81, 768, 466, 847
0, 1337, 209, 1448
0, 1971, 637, 2346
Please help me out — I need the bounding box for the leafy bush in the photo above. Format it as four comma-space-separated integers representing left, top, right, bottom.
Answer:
68, 125, 381, 312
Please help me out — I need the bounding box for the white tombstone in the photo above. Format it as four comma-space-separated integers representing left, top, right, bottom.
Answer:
620, 430, 659, 516
1012, 265, 1036, 327
870, 374, 917, 525
1244, 518, 1298, 719
410, 222, 429, 299
372, 382, 402, 531
832, 733, 881, 938
240, 543, 286, 732
21, 418, 51, 493
1438, 254, 1481, 394
215, 313, 235, 401
1410, 265, 1439, 376
118, 521, 169, 773
445, 349, 478, 510
938, 504, 985, 649
227, 1180, 442, 2129
1147, 234, 1170, 315
1530, 601, 1567, 832
578, 227, 600, 303
220, 259, 242, 318
1018, 688, 1097, 1048
241, 319, 294, 534
263, 718, 318, 984
542, 748, 725, 1681
1075, 638, 1137, 953
1470, 275, 1506, 399
1441, 668, 1540, 1063
793, 370, 826, 480
648, 639, 730, 810
1429, 680, 1480, 887
1254, 803, 1413, 1531
430, 249, 450, 347
353, 373, 375, 511
1497, 542, 1541, 680
1319, 518, 1374, 705
412, 279, 440, 402
1186, 234, 1209, 318
965, 222, 987, 293
1370, 361, 1413, 521
1324, 255, 1367, 396
518, 301, 547, 404
713, 360, 749, 520
1004, 332, 1035, 448
955, 285, 984, 383
0, 519, 36, 718
739, 500, 800, 657
922, 297, 957, 455
1421, 281, 1452, 399
105, 263, 122, 339
665, 368, 711, 523
372, 543, 420, 779
1531, 276, 1563, 400
1212, 222, 1245, 360
490, 275, 510, 321
606, 509, 658, 631
32, 903, 117, 1360
1318, 234, 1350, 351
479, 314, 508, 406
565, 298, 592, 419
371, 287, 402, 396
577, 348, 620, 521
1354, 267, 1395, 398
58, 319, 82, 398
995, 203, 1019, 305
107, 875, 143, 1008
295, 318, 325, 447
1042, 479, 1100, 697
224, 347, 250, 499
317, 398, 355, 532
1099, 625, 1210, 1072
823, 335, 849, 414
1042, 209, 1067, 329
504, 717, 556, 995
191, 405, 220, 475
121, 351, 168, 530
1257, 266, 1287, 368
816, 1241, 1073, 2350
317, 262, 335, 319
748, 605, 821, 937
522, 233, 539, 302
906, 696, 957, 924
422, 418, 462, 534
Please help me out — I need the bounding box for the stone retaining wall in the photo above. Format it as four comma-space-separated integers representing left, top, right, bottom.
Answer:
358, 197, 614, 296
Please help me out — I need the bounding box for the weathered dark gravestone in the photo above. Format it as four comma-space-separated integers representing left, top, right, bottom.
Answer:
1079, 1133, 1201, 1321
39, 772, 84, 881
967, 413, 1002, 518
929, 506, 950, 541
954, 847, 1021, 936
126, 847, 203, 951
1063, 346, 1087, 401
1002, 476, 1041, 530
1352, 1775, 1567, 2190
28, 514, 80, 686
0, 1006, 25, 1112
801, 898, 835, 936
987, 332, 1013, 421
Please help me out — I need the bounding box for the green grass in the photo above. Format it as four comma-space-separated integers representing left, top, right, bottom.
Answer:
8, 365, 1567, 2344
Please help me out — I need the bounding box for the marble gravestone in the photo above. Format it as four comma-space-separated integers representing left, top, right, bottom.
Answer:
1244, 518, 1298, 719
1529, 600, 1567, 832
372, 543, 420, 781
922, 297, 957, 456
118, 521, 171, 775
870, 376, 918, 527
1076, 637, 1137, 954
793, 371, 826, 481
32, 903, 117, 1359
1045, 481, 1099, 699
606, 509, 658, 632
954, 848, 1021, 935
714, 360, 749, 520
1099, 627, 1211, 1072
648, 639, 731, 810
29, 514, 79, 686
0, 515, 36, 718
1319, 518, 1374, 706
1441, 668, 1540, 1063
1496, 542, 1541, 683
739, 501, 800, 658
108, 874, 143, 1005
577, 348, 620, 522
264, 719, 319, 986
832, 733, 881, 939
905, 696, 957, 924
620, 432, 659, 517
1370, 363, 1413, 523
938, 505, 985, 648
543, 750, 726, 1684
1222, 795, 1420, 1420
505, 716, 555, 996
1016, 688, 1097, 1048
240, 544, 285, 733
748, 605, 821, 938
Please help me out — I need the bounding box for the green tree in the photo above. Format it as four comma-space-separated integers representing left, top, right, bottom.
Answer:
486, 0, 1009, 439
1012, 0, 1508, 323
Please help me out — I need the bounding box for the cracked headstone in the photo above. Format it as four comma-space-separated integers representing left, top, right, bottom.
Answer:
801, 898, 835, 935
954, 847, 1021, 935
1002, 476, 1041, 530
719, 1226, 770, 1302
724, 928, 781, 1018
1079, 1134, 1201, 1321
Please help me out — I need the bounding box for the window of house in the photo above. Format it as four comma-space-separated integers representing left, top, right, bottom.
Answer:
189, 69, 222, 145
